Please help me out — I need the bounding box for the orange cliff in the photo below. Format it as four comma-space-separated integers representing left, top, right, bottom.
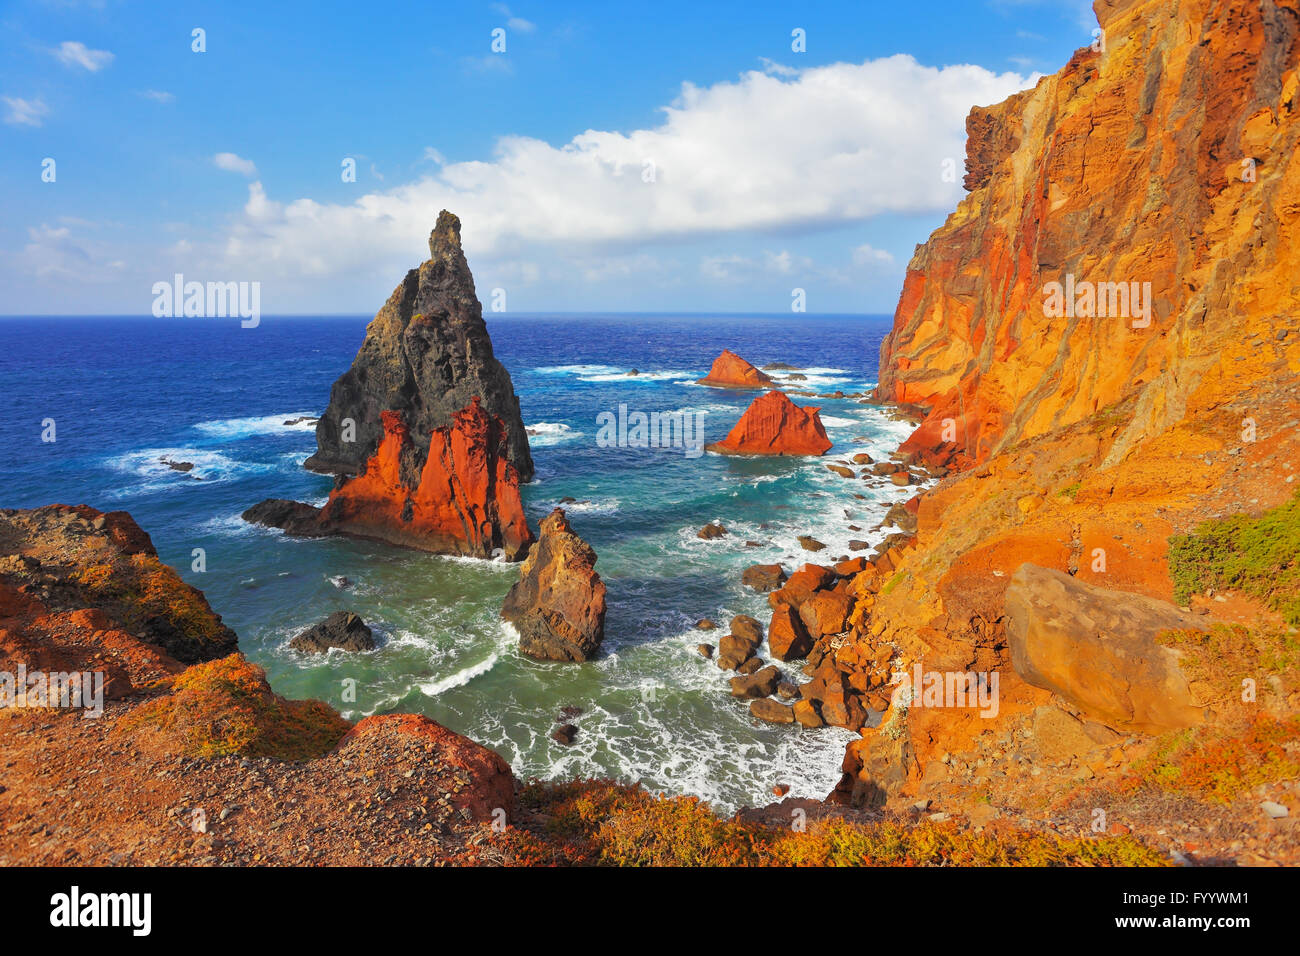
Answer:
707, 390, 833, 456
877, 0, 1300, 473
319, 399, 532, 560
833, 0, 1300, 810
697, 349, 776, 389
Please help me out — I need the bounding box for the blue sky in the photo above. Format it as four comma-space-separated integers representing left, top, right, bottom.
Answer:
1, 0, 1098, 315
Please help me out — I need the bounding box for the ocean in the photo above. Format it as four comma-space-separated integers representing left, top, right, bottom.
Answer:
0, 312, 912, 812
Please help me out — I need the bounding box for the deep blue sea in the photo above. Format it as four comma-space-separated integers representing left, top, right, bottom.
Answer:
0, 313, 911, 811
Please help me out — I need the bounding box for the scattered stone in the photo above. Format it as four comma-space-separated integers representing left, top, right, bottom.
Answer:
750, 698, 795, 724
730, 666, 781, 699
290, 611, 375, 654
742, 563, 787, 592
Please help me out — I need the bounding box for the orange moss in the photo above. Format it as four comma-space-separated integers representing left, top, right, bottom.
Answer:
120, 654, 351, 760
1124, 713, 1300, 804
484, 780, 1166, 867
75, 553, 227, 648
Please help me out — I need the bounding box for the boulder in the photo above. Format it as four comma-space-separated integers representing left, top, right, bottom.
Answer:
289, 611, 375, 653
697, 349, 775, 389
742, 563, 787, 592
1005, 564, 1207, 733
768, 605, 813, 661
769, 564, 836, 609
730, 665, 781, 699
717, 633, 757, 670
705, 391, 833, 456
750, 698, 795, 724
502, 509, 606, 662
697, 522, 728, 540
552, 723, 578, 745
798, 535, 827, 552
799, 591, 854, 637
826, 464, 855, 478
729, 614, 765, 645
793, 698, 824, 728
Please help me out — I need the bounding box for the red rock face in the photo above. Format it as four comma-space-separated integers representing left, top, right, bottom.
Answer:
697, 349, 775, 389
320, 397, 532, 560
707, 390, 832, 456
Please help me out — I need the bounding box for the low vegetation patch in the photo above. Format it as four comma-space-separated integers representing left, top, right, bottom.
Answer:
1168, 489, 1300, 625
490, 780, 1167, 867
120, 654, 350, 760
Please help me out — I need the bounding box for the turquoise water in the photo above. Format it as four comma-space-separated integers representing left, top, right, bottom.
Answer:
0, 313, 913, 811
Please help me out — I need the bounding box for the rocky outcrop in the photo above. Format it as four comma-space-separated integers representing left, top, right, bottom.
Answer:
501, 509, 606, 661
316, 400, 531, 560
290, 611, 375, 654
697, 349, 775, 389
831, 0, 1300, 808
249, 211, 534, 560
1, 504, 520, 864
337, 714, 514, 822
307, 210, 533, 481
706, 391, 832, 456
1005, 564, 1207, 733
0, 505, 236, 696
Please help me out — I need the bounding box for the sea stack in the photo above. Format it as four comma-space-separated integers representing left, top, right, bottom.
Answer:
697, 349, 775, 389
706, 390, 832, 456
502, 509, 606, 662
247, 211, 534, 560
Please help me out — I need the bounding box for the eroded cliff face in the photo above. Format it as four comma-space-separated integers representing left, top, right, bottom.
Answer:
842, 0, 1300, 809
879, 0, 1299, 472
318, 400, 531, 560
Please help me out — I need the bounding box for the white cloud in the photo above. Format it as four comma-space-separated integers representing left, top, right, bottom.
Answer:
53, 41, 114, 72
213, 152, 258, 177
492, 3, 536, 33
852, 244, 894, 267
2, 96, 48, 126
209, 55, 1033, 287
140, 89, 175, 103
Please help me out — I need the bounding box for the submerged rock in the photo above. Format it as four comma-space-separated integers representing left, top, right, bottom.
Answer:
290, 611, 375, 654
502, 509, 606, 662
